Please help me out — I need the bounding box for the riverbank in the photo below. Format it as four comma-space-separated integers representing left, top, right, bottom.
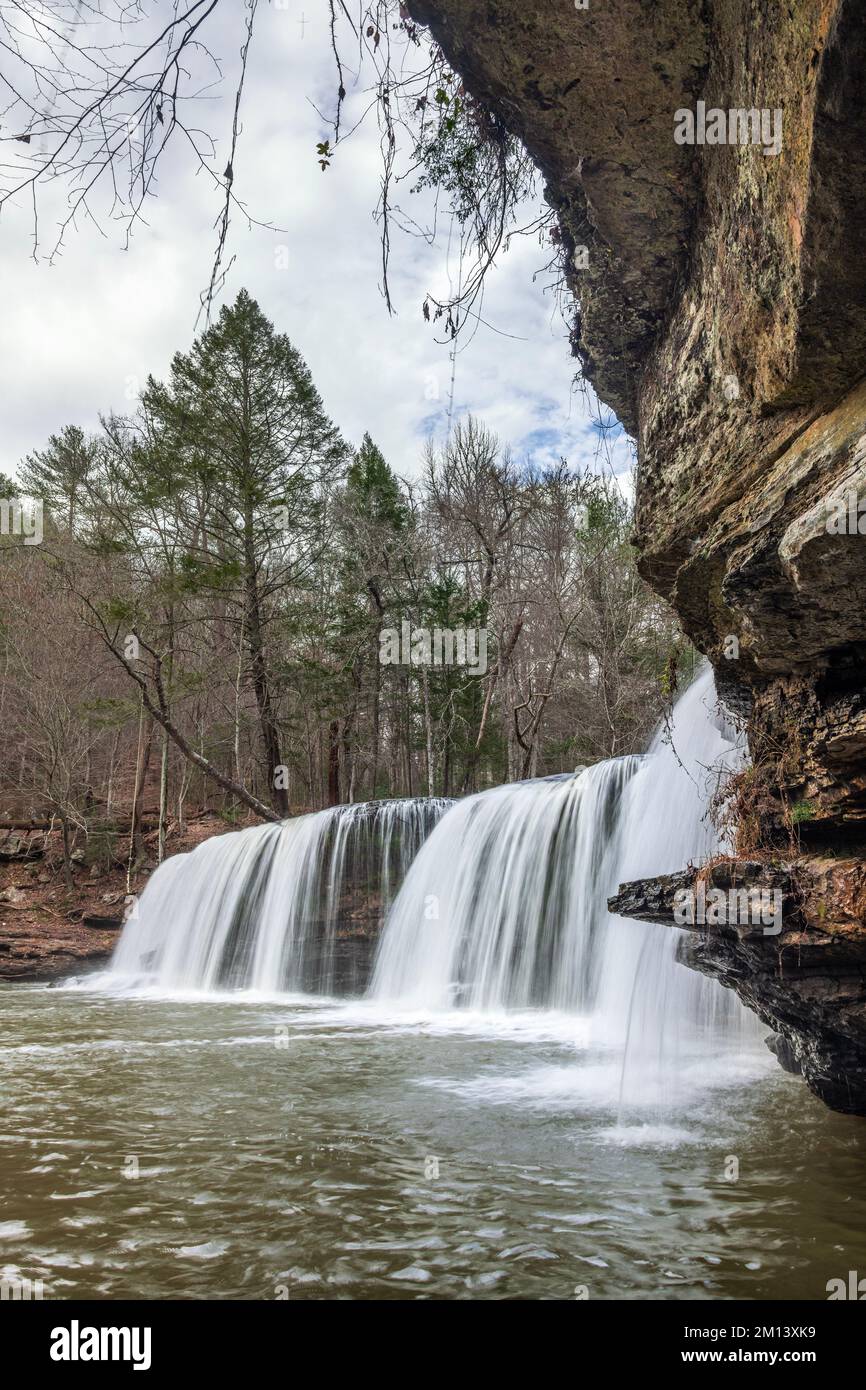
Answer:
0, 807, 393, 984
0, 814, 245, 983
1, 984, 861, 1300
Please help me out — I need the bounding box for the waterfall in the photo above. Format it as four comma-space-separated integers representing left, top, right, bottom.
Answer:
370, 760, 640, 1011
109, 667, 756, 1080
597, 665, 748, 1053
110, 799, 450, 994
371, 666, 754, 1057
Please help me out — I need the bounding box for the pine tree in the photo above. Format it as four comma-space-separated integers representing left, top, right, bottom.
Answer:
338, 434, 409, 798
141, 289, 350, 814
18, 424, 97, 531
346, 433, 407, 532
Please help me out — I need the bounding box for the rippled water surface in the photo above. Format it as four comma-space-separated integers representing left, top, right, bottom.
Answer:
2, 979, 865, 1300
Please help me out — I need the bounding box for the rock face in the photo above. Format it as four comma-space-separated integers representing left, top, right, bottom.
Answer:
409, 0, 709, 431
609, 857, 866, 1114
411, 0, 866, 1107
0, 917, 118, 982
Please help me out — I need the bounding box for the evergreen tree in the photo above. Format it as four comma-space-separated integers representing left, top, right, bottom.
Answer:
140, 289, 350, 814
19, 424, 98, 531
338, 433, 410, 798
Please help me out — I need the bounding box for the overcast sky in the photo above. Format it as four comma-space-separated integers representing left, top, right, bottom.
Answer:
1, 3, 632, 487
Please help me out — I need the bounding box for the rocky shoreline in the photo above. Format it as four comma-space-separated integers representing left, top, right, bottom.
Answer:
0, 816, 236, 984
0, 917, 119, 984
609, 855, 866, 1114
412, 0, 866, 1114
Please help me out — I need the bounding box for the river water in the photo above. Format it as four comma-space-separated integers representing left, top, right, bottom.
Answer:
2, 980, 865, 1301
4, 670, 864, 1301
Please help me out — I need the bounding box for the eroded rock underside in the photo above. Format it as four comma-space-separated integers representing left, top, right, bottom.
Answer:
609, 859, 866, 1113
410, 0, 866, 1110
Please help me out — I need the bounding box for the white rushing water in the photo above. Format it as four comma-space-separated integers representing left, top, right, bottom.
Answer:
110, 668, 759, 1085
111, 799, 450, 994
596, 665, 752, 1075
371, 666, 757, 1081
370, 759, 641, 1011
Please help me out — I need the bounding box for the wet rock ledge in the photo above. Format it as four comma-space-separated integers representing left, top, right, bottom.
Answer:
412, 0, 866, 1117
609, 858, 866, 1115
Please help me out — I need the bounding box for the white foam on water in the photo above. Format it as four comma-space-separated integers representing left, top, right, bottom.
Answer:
370, 666, 761, 1104
102, 668, 764, 1115
109, 799, 449, 994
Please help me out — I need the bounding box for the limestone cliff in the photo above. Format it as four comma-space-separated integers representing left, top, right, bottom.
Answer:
409, 0, 866, 1110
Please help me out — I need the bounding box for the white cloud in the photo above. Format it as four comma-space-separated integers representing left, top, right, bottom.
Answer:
0, 4, 632, 488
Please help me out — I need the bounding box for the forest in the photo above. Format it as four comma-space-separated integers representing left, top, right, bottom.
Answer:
1, 0, 862, 1324
1, 289, 686, 877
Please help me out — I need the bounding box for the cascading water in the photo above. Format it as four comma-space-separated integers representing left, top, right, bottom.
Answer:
55, 673, 854, 1300
370, 666, 758, 1078
110, 798, 450, 994
597, 666, 753, 1074
370, 760, 641, 1011
109, 667, 757, 1083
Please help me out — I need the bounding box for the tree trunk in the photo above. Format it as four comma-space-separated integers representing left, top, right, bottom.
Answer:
157, 729, 169, 863
244, 559, 288, 816
371, 636, 381, 799
421, 669, 435, 798
131, 718, 153, 868
404, 673, 413, 798
327, 719, 341, 806
60, 817, 74, 889
105, 727, 121, 818
462, 617, 523, 793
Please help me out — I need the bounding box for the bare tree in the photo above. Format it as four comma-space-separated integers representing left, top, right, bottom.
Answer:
0, 2, 551, 328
